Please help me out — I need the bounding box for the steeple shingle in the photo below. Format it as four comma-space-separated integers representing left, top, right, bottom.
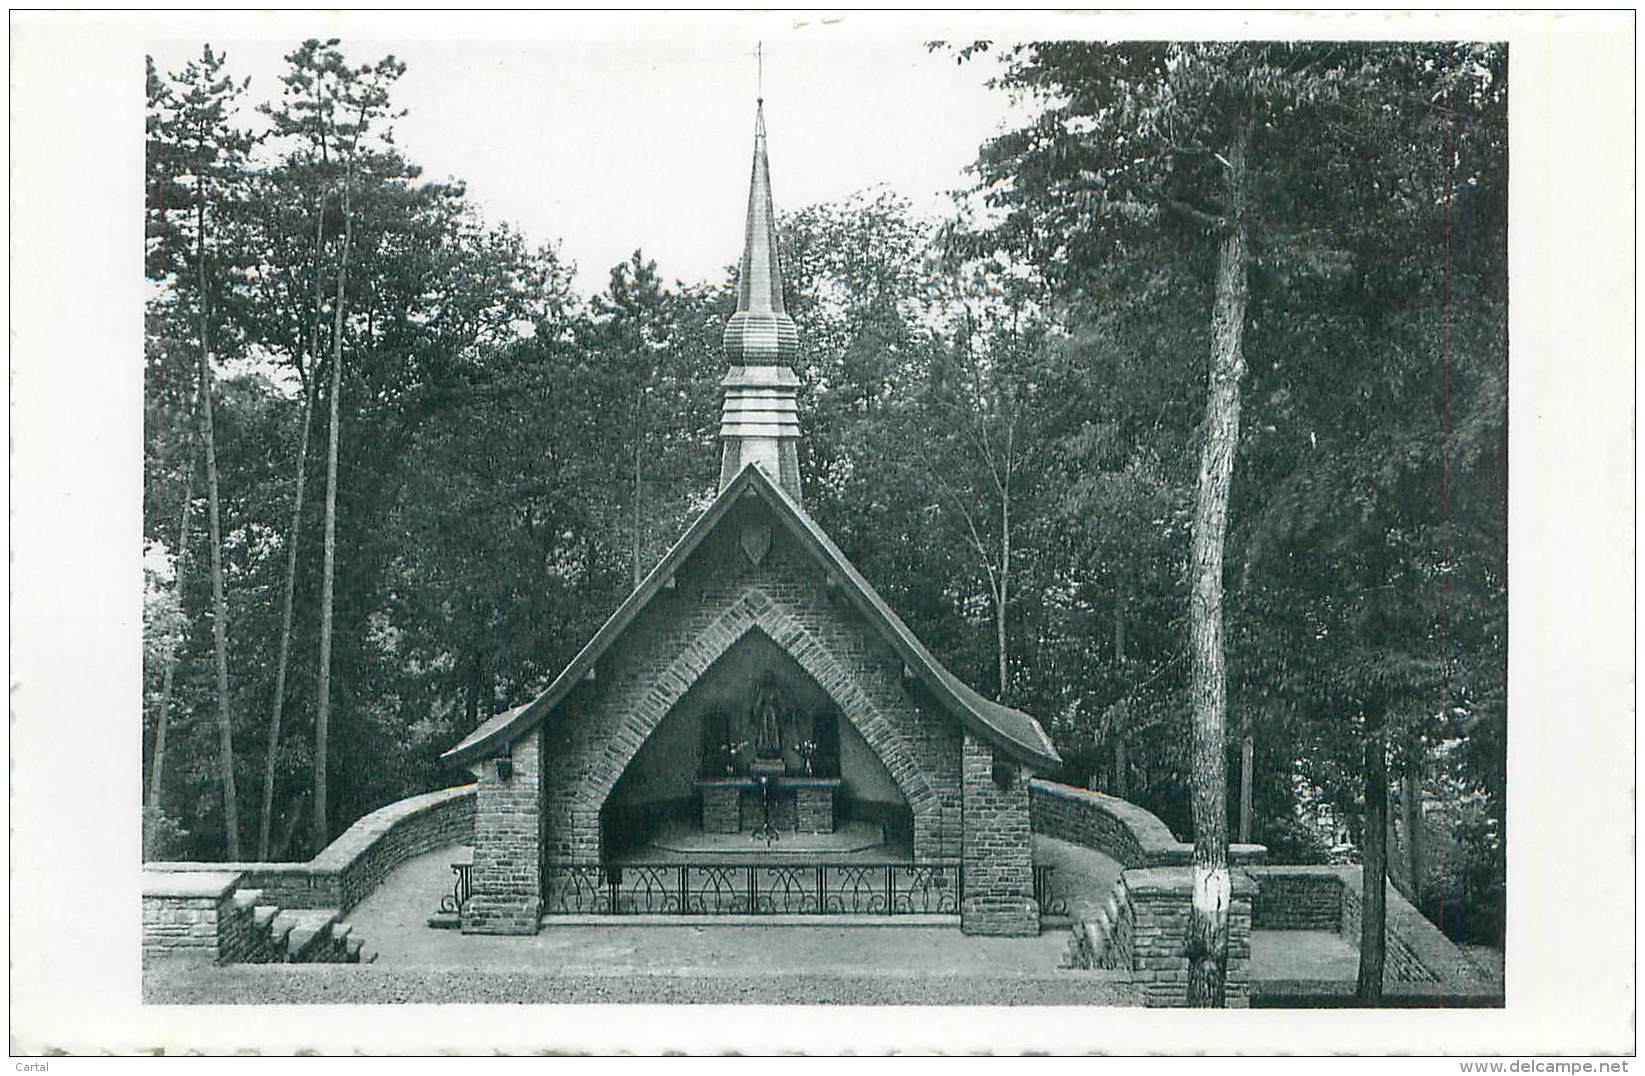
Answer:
719, 99, 802, 499
722, 101, 800, 366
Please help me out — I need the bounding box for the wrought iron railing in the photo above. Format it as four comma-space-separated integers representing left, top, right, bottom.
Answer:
1032, 863, 1069, 917
541, 861, 962, 916
439, 862, 473, 915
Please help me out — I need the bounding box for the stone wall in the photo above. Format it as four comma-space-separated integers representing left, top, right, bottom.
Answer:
1029, 781, 1169, 867
539, 502, 964, 866
1028, 779, 1268, 868
1339, 875, 1436, 983
1123, 867, 1256, 1008
144, 870, 367, 965
147, 784, 477, 915
143, 872, 280, 964
959, 734, 1038, 936
216, 894, 269, 963
464, 731, 542, 935
1248, 865, 1448, 985
142, 871, 241, 960
1251, 868, 1343, 931
146, 862, 335, 911
315, 785, 476, 912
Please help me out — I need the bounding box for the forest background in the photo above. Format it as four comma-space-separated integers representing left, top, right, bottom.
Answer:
138, 34, 1507, 953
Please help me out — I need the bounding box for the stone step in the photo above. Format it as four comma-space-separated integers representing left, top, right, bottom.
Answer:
253, 905, 280, 931
286, 927, 330, 961
279, 909, 340, 962
329, 923, 353, 961
266, 911, 296, 959
232, 888, 264, 911
1091, 917, 1112, 963
1064, 921, 1096, 969
345, 935, 365, 962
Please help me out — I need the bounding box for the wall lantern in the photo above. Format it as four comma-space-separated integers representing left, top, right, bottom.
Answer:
992, 758, 1019, 790
494, 743, 514, 783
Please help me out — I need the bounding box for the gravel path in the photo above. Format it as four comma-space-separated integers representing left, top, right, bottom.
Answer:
147, 842, 1140, 1007
143, 963, 1137, 1006
343, 844, 1084, 977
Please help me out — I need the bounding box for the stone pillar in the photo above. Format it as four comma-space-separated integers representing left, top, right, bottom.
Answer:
463, 732, 542, 935
794, 781, 837, 833
699, 781, 743, 833
960, 733, 1039, 936
1124, 867, 1256, 1007
142, 871, 243, 960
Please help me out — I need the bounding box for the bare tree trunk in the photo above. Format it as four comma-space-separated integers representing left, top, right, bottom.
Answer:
632, 385, 645, 587
487, 656, 500, 715
201, 325, 240, 860
1184, 111, 1252, 1009
995, 586, 1008, 700
145, 420, 199, 848
996, 479, 1010, 700
1113, 736, 1129, 801
1357, 729, 1389, 1004
1111, 584, 1129, 800
313, 181, 353, 855
259, 201, 327, 860
272, 795, 308, 861
944, 302, 1016, 707
258, 374, 316, 857
1236, 552, 1257, 847
465, 652, 482, 731
1402, 745, 1424, 901
1239, 730, 1255, 844
195, 179, 241, 861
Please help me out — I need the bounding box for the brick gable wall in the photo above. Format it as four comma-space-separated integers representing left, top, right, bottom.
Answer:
538, 499, 965, 866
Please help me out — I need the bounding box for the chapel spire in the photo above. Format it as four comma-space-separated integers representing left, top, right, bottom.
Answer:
719, 97, 802, 498
722, 99, 800, 366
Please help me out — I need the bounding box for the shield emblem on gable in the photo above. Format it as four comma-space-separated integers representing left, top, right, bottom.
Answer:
740, 523, 772, 566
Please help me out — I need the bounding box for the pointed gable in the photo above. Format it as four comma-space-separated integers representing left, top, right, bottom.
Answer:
442, 462, 1061, 772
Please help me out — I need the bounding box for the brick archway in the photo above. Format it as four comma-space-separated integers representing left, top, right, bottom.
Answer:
575, 587, 941, 850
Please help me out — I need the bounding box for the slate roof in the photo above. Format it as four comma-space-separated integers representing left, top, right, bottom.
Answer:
441, 462, 1062, 772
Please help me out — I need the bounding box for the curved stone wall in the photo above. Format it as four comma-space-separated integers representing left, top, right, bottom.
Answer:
313, 784, 477, 911
1028, 778, 1267, 867
145, 783, 477, 914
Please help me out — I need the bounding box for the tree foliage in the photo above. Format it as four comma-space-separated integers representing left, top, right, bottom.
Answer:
142, 40, 1507, 983
954, 40, 1509, 979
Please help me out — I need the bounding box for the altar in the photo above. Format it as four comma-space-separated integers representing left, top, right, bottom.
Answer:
694, 775, 842, 835
688, 673, 846, 836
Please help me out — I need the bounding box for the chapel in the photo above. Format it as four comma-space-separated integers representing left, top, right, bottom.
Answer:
441, 99, 1062, 937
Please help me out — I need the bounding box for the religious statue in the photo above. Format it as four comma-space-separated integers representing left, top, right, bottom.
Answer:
752, 681, 784, 759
